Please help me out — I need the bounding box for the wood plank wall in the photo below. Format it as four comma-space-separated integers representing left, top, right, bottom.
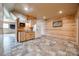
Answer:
45, 15, 76, 42
78, 12, 79, 45
76, 7, 79, 45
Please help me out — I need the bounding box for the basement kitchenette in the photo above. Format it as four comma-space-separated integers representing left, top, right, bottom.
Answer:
16, 15, 36, 42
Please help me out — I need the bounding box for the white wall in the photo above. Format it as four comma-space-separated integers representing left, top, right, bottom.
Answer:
13, 12, 26, 23
3, 8, 16, 34
35, 18, 45, 38
3, 20, 16, 34
0, 3, 3, 56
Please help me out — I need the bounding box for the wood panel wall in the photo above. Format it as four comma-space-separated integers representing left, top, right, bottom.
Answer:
76, 7, 79, 45
45, 15, 76, 42
78, 11, 79, 45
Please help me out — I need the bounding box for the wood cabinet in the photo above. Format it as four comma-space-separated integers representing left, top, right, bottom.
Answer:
25, 32, 35, 41
18, 32, 25, 42
18, 31, 35, 42
16, 18, 35, 42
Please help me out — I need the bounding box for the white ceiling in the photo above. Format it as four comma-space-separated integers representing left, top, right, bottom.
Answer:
4, 3, 79, 19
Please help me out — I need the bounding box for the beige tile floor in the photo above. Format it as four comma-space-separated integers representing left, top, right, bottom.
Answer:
3, 34, 79, 56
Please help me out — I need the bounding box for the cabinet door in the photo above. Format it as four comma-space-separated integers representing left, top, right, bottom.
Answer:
25, 32, 35, 41
30, 33, 35, 38
19, 32, 25, 42
25, 33, 31, 40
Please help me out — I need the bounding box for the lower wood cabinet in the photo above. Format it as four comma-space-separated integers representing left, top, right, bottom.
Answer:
18, 32, 35, 42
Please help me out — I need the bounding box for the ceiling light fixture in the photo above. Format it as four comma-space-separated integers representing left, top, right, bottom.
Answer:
24, 7, 29, 11
59, 10, 63, 14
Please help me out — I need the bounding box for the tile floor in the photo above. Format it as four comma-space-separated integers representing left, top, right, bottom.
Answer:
3, 34, 79, 56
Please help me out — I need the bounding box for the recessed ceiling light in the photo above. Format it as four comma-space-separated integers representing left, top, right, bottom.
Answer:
24, 7, 29, 11
24, 7, 33, 12
59, 10, 63, 14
